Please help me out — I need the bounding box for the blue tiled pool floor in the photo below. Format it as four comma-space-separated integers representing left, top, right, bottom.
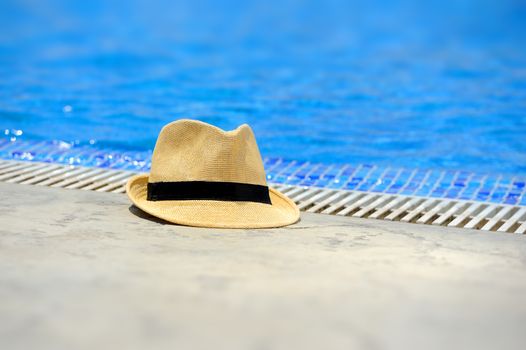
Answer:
1, 138, 525, 206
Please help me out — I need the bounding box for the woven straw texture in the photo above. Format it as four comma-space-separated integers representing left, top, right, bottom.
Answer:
126, 119, 299, 228
149, 120, 267, 184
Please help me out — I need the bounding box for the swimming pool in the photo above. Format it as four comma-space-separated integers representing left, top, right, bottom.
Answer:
1, 0, 526, 204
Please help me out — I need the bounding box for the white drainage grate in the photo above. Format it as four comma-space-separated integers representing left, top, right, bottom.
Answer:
0, 159, 132, 194
1, 159, 525, 234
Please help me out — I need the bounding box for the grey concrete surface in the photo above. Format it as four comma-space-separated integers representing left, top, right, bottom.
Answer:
1, 182, 526, 350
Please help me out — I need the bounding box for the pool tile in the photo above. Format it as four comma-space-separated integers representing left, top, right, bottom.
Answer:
1, 139, 526, 207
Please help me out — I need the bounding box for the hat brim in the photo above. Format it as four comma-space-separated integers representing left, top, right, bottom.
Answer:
126, 174, 300, 228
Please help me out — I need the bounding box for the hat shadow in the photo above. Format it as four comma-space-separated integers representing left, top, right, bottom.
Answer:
128, 205, 172, 225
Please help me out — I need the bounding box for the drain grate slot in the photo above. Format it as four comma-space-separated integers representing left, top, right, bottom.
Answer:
1, 159, 525, 234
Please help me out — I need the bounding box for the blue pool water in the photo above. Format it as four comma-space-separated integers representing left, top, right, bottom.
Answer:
1, 0, 526, 203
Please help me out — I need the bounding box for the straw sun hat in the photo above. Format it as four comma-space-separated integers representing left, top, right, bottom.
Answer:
126, 119, 300, 228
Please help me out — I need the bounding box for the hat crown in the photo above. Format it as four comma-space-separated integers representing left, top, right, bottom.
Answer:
149, 119, 267, 185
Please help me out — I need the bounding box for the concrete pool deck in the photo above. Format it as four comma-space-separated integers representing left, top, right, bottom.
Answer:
1, 183, 526, 350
